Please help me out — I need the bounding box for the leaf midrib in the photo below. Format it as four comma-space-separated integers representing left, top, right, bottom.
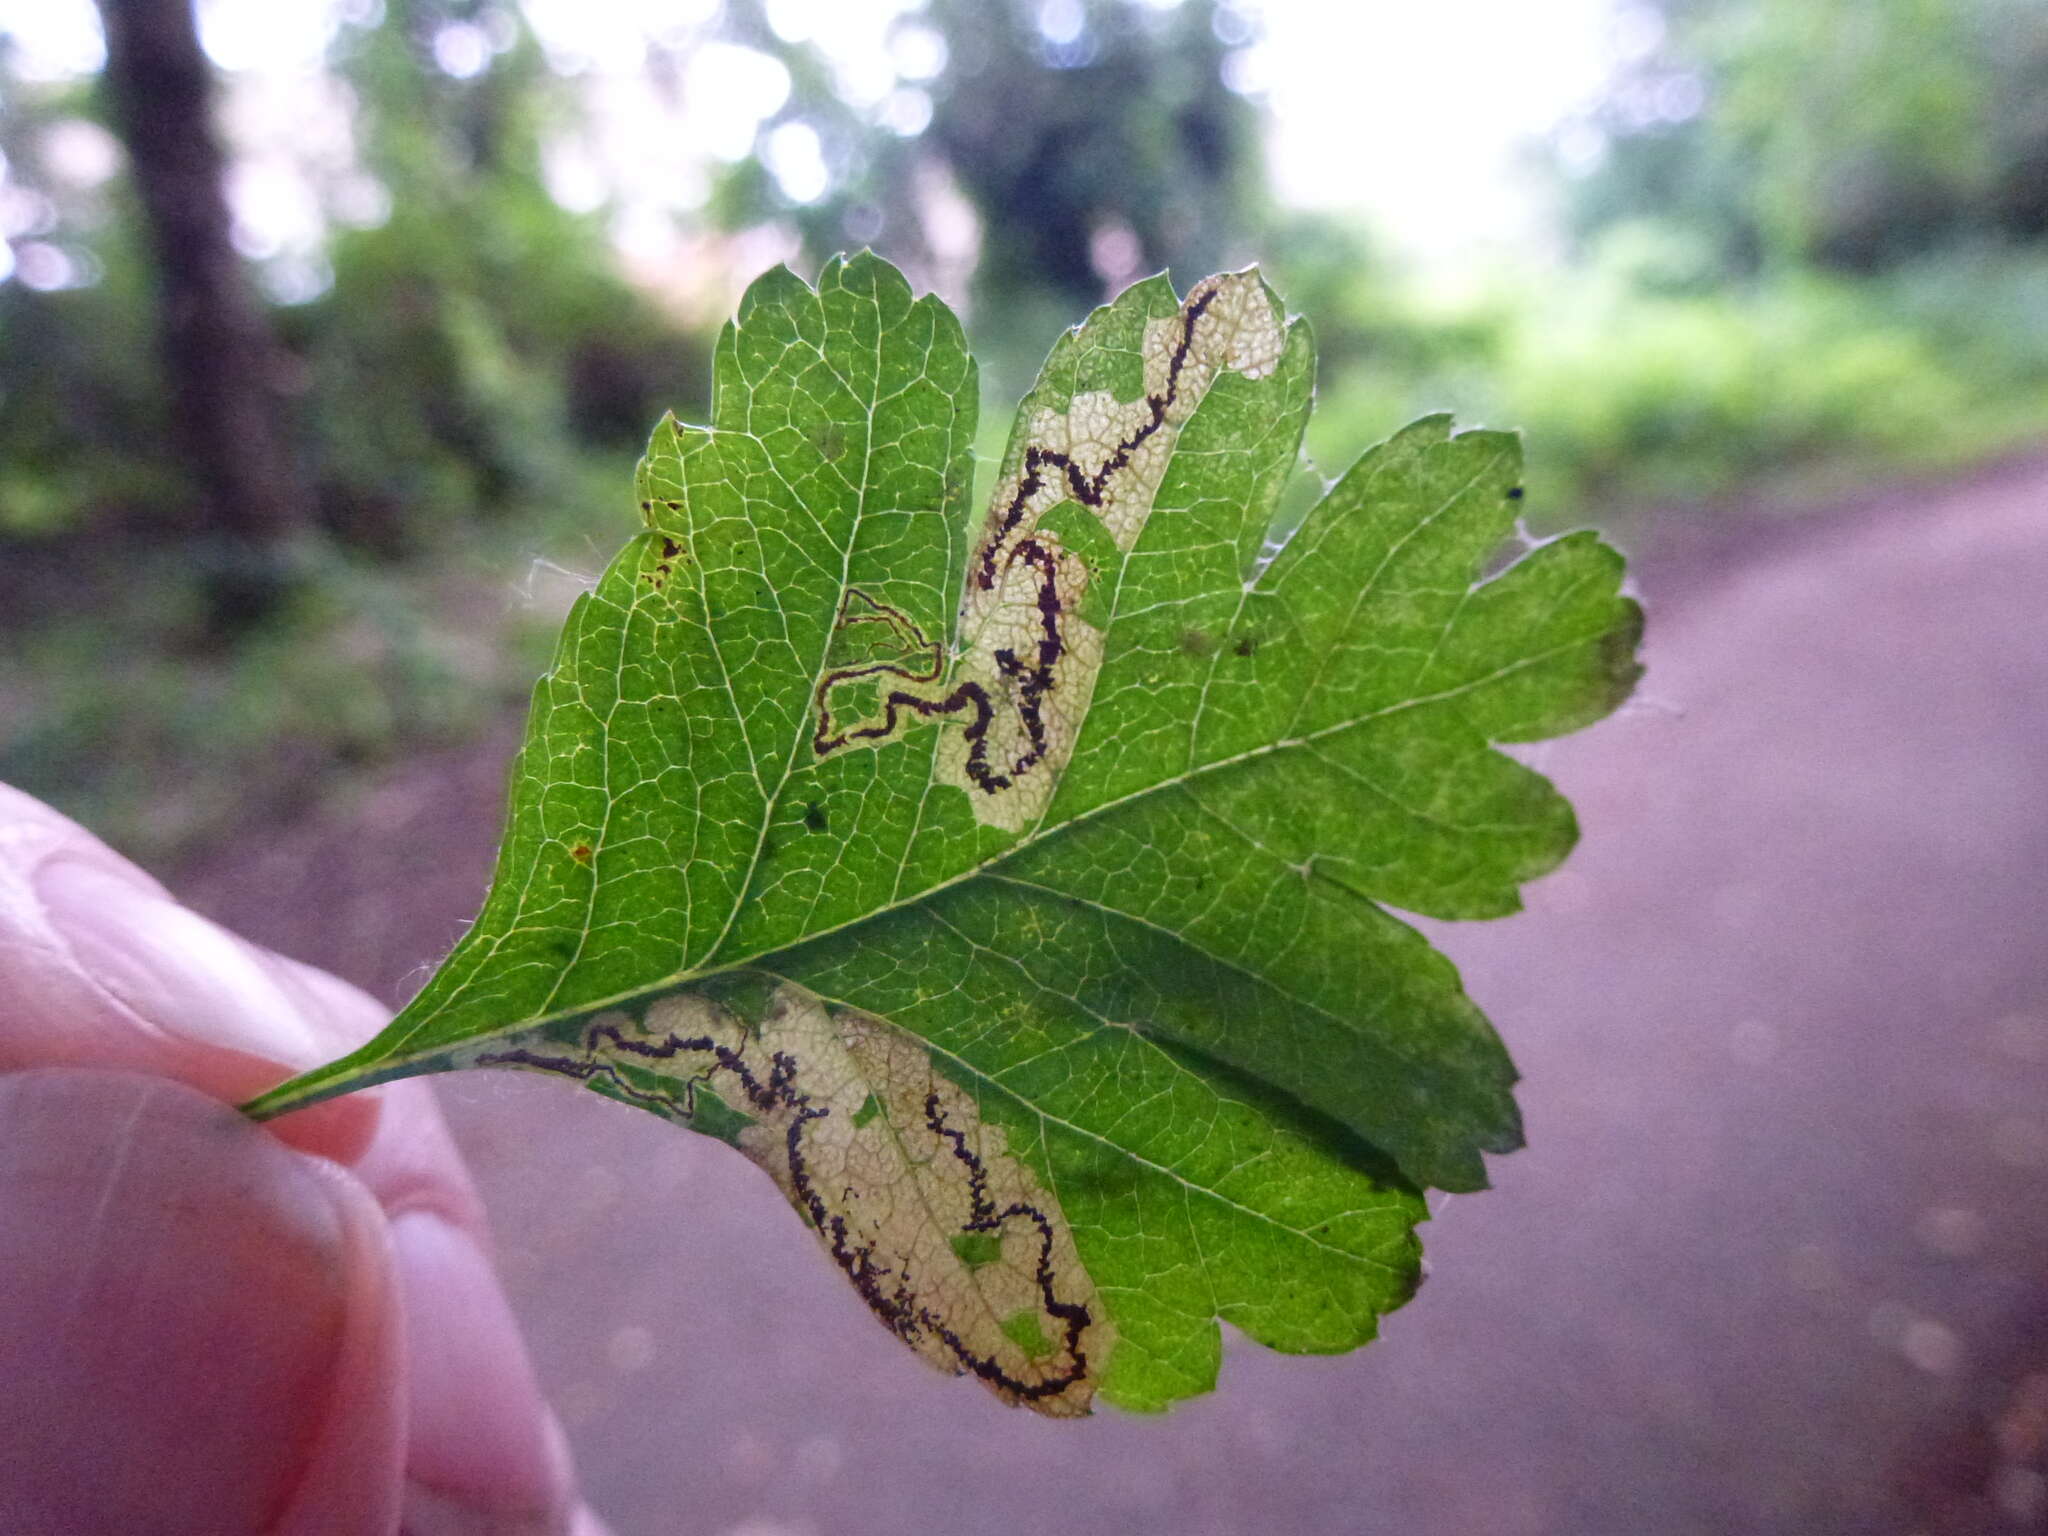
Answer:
370, 621, 1603, 1066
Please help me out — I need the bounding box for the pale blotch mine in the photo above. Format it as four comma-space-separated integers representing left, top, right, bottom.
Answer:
459, 983, 1108, 1416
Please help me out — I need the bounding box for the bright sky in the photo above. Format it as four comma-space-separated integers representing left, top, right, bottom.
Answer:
1257, 0, 1624, 257
0, 0, 1636, 285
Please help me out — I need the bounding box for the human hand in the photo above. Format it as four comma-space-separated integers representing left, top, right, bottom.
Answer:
0, 784, 608, 1535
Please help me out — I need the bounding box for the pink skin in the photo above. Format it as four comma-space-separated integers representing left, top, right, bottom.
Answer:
0, 784, 609, 1535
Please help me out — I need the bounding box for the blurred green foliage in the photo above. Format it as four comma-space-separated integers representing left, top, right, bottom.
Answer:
1562, 0, 2048, 271
0, 64, 183, 540
297, 0, 710, 555
0, 3, 705, 861
1288, 225, 2048, 521
1284, 0, 2048, 519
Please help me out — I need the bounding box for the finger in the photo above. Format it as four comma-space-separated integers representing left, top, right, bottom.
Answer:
0, 786, 596, 1528
0, 783, 384, 1159
392, 1204, 586, 1533
0, 1070, 404, 1536
347, 1081, 585, 1533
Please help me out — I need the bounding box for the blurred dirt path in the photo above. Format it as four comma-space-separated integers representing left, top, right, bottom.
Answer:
182, 456, 2048, 1536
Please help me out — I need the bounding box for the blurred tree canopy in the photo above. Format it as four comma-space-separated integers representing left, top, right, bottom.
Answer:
1, 0, 1268, 564
2, 0, 2045, 867
715, 0, 1266, 390
920, 0, 1260, 302
1562, 0, 2048, 273
297, 0, 706, 557
0, 0, 1276, 860
6, 0, 2045, 570
0, 0, 713, 574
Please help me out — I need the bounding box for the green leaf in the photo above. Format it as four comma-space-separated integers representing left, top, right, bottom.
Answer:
246, 253, 1642, 1415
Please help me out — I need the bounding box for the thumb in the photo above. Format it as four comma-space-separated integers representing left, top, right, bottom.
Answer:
0, 782, 384, 1160
0, 1070, 405, 1536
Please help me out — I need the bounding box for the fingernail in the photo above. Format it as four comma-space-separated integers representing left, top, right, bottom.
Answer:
392, 1210, 576, 1531
34, 855, 330, 1068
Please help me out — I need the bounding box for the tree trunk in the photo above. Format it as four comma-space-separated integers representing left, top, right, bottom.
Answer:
93, 0, 305, 632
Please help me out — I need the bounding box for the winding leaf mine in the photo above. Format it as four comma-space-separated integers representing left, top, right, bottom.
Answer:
812, 270, 1285, 832
248, 253, 1642, 1414
455, 982, 1106, 1414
